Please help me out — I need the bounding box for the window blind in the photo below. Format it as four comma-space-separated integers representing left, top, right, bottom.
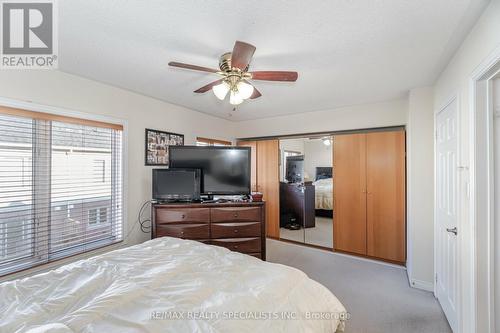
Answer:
0, 112, 123, 276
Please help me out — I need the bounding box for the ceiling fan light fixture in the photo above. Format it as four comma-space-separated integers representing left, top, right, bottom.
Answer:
236, 81, 254, 100
212, 81, 230, 100
170, 41, 299, 105
229, 90, 244, 105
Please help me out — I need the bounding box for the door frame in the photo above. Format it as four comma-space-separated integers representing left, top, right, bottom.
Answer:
468, 45, 500, 333
434, 93, 461, 332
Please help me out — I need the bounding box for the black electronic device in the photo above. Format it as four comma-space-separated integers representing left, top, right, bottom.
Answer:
152, 168, 201, 202
169, 146, 251, 197
286, 155, 304, 183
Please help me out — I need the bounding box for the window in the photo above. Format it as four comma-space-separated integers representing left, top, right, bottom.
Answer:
88, 207, 108, 226
0, 108, 123, 276
196, 137, 232, 146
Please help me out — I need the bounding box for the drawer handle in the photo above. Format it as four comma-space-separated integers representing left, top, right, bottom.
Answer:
180, 231, 185, 235
234, 245, 238, 249
234, 229, 239, 233
233, 213, 238, 218
181, 214, 186, 219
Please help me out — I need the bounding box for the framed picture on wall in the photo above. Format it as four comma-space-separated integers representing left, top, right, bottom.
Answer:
145, 128, 184, 166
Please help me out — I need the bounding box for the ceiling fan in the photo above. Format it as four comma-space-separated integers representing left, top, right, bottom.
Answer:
168, 41, 298, 106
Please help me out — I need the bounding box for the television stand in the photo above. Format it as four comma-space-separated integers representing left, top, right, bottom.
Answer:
152, 201, 266, 260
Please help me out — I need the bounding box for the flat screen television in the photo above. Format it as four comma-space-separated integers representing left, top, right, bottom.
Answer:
286, 155, 304, 183
169, 146, 251, 196
152, 168, 201, 201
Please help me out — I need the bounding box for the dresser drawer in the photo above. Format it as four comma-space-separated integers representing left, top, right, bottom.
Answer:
211, 222, 261, 238
211, 237, 261, 253
155, 208, 210, 224
211, 207, 261, 222
156, 223, 209, 239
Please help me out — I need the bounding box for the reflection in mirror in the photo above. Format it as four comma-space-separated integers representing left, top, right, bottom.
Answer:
278, 137, 333, 248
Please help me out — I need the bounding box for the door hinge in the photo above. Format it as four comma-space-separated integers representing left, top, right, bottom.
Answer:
435, 273, 438, 283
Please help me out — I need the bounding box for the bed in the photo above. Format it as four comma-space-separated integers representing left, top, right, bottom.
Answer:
314, 167, 334, 213
0, 237, 347, 333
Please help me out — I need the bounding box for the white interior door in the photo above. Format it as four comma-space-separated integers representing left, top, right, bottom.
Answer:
436, 99, 458, 332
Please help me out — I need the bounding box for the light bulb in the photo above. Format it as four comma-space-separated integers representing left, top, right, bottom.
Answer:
323, 138, 331, 146
212, 81, 230, 100
236, 81, 254, 99
229, 90, 244, 105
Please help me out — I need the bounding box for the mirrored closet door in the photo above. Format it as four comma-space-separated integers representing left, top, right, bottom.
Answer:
278, 136, 333, 249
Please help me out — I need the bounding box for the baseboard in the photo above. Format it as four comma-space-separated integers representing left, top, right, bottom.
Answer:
267, 238, 406, 269
409, 278, 434, 292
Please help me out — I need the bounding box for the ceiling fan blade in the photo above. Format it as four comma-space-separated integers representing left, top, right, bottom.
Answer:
231, 41, 256, 70
250, 87, 262, 99
194, 79, 224, 93
169, 61, 219, 73
250, 71, 298, 82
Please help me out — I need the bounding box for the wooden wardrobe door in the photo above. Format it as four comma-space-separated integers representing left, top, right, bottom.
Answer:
256, 140, 280, 238
237, 140, 257, 192
333, 134, 367, 255
366, 131, 406, 263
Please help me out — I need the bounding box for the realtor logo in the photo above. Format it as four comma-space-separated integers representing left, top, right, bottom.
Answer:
1, 0, 58, 68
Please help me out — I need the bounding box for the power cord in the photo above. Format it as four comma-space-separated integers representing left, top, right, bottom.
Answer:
121, 200, 155, 243
138, 200, 154, 233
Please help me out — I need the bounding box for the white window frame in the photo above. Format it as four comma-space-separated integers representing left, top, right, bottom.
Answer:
0, 97, 128, 281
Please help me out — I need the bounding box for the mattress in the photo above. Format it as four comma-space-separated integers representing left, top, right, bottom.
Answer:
0, 237, 347, 333
314, 178, 334, 210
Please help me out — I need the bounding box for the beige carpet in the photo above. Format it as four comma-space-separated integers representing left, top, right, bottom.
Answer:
266, 239, 451, 333
280, 216, 333, 248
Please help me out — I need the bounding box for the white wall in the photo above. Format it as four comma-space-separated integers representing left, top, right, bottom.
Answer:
0, 70, 235, 280
234, 99, 408, 138
433, 1, 500, 331
407, 87, 435, 291
303, 140, 332, 182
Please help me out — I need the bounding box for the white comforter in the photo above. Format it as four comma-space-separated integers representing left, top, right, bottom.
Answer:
0, 237, 347, 333
314, 178, 334, 210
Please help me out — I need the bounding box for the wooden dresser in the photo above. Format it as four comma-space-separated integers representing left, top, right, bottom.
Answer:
152, 202, 266, 260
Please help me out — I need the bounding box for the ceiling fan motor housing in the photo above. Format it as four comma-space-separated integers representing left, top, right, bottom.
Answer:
219, 52, 233, 72
219, 52, 250, 73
